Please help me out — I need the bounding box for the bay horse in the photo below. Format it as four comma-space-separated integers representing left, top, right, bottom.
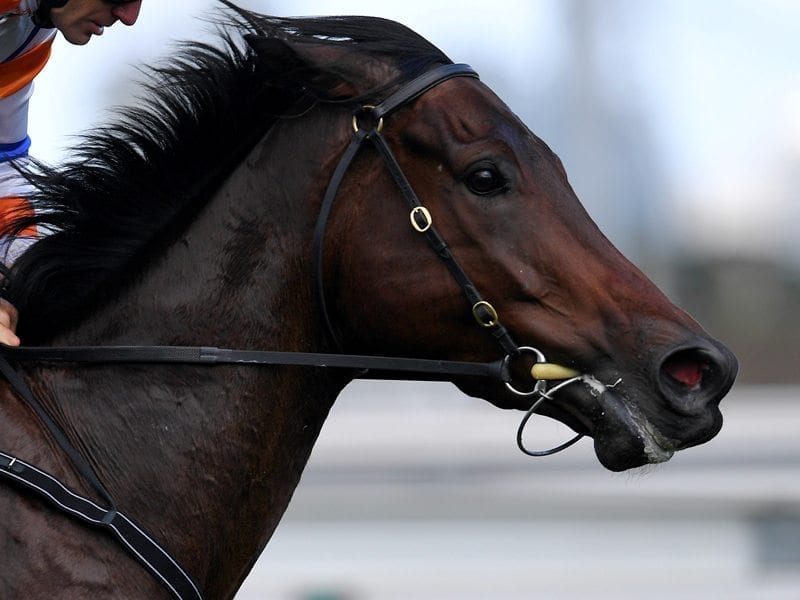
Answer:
0, 4, 737, 599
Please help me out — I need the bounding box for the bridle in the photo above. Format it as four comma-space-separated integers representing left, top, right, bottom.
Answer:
311, 63, 522, 358
0, 63, 585, 600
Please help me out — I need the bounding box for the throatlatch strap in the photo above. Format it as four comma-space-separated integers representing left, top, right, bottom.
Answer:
312, 127, 369, 348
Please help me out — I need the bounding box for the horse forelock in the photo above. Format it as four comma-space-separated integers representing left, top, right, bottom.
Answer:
3, 5, 451, 342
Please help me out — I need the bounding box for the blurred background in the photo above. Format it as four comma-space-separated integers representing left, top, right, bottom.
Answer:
30, 0, 799, 598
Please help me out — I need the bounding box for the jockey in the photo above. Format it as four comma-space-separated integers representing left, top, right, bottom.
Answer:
0, 0, 142, 345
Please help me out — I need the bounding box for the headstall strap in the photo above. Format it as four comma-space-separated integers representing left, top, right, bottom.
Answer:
312, 62, 521, 359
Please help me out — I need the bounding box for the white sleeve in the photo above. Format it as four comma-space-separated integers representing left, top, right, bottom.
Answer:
0, 82, 32, 146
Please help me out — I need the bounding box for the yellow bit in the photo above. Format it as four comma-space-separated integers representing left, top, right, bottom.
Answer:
530, 363, 581, 381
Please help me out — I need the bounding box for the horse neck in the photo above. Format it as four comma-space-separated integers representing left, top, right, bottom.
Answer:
34, 112, 352, 595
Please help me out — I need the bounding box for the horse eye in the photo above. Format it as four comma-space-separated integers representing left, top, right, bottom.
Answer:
464, 166, 507, 196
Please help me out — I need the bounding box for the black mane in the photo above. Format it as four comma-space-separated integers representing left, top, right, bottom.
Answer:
3, 4, 450, 342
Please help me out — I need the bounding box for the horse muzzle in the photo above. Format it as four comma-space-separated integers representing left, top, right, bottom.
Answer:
587, 337, 737, 470
512, 336, 738, 471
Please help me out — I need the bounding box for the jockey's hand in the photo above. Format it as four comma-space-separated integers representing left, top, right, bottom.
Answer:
0, 299, 20, 346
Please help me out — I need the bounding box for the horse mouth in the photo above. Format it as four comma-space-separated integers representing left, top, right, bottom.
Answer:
587, 382, 676, 470
538, 375, 720, 471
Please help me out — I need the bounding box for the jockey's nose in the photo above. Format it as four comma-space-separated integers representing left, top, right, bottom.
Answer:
111, 1, 142, 26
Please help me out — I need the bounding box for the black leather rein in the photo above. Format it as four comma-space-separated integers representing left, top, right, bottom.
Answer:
0, 63, 534, 600
0, 343, 510, 380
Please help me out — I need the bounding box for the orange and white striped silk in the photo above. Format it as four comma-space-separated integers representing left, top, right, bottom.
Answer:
0, 0, 29, 11
0, 1, 56, 99
0, 39, 53, 98
0, 195, 36, 236
0, 1, 52, 251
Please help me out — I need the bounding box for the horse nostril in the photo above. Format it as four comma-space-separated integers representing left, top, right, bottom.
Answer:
661, 350, 711, 391
657, 344, 737, 415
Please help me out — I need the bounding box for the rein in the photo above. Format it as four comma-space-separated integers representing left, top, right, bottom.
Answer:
0, 344, 509, 380
0, 63, 581, 600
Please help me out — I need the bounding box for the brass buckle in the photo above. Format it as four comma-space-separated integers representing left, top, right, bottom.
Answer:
471, 300, 498, 328
352, 105, 384, 134
410, 206, 432, 232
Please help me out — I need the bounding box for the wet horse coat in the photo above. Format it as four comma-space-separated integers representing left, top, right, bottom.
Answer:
0, 6, 736, 599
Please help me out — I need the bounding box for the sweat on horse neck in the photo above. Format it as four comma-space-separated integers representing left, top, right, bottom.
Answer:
92, 109, 360, 568
27, 110, 356, 595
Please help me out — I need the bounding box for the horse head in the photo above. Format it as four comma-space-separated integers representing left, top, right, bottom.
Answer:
248, 17, 738, 472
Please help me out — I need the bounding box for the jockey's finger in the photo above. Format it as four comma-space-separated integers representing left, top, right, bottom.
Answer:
0, 326, 19, 347
0, 298, 18, 330
0, 300, 19, 345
